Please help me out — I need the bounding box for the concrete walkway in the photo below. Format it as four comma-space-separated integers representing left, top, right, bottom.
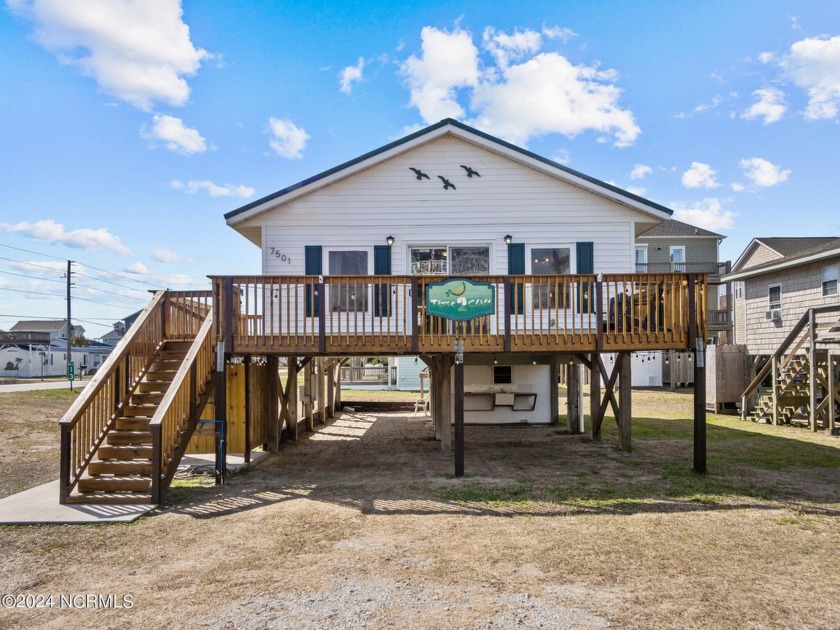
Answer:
0, 380, 80, 393
0, 453, 266, 525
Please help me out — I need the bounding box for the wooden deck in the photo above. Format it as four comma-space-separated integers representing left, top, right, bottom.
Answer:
211, 273, 707, 356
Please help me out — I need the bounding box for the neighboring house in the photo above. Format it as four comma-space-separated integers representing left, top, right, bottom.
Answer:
224, 118, 683, 424
0, 331, 111, 378
98, 310, 143, 346
636, 219, 730, 341
9, 320, 85, 342
725, 237, 840, 357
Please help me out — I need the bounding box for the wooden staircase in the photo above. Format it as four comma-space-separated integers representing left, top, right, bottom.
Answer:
750, 354, 811, 423
68, 341, 195, 504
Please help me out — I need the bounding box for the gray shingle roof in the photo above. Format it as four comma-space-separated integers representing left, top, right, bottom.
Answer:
756, 237, 838, 258
9, 320, 66, 333
638, 219, 724, 239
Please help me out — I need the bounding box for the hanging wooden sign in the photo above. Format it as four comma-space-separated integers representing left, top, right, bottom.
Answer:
425, 278, 495, 321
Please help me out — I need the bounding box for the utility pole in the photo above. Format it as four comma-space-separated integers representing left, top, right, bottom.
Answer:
66, 259, 73, 392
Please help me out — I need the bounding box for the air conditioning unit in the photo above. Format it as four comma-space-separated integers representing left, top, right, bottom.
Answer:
765, 309, 782, 321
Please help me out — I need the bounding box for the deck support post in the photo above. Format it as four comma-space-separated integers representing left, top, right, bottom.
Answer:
267, 356, 280, 452
244, 355, 251, 464
567, 360, 584, 434
454, 358, 464, 477
618, 352, 632, 452
771, 355, 780, 425
549, 356, 559, 424
828, 351, 837, 434
589, 352, 601, 441
326, 360, 336, 419
287, 357, 299, 441
809, 309, 818, 431
304, 360, 314, 431
688, 274, 706, 474
316, 358, 326, 424
440, 356, 453, 453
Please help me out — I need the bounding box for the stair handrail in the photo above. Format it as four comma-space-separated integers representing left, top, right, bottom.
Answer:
59, 290, 167, 503
740, 304, 840, 419
148, 311, 216, 503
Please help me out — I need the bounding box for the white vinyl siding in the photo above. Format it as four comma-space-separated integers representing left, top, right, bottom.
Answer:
252, 136, 642, 276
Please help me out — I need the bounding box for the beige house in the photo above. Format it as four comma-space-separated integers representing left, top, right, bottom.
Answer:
726, 237, 840, 357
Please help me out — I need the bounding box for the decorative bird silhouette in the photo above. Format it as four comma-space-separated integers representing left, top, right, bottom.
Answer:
438, 175, 456, 190
460, 165, 481, 178
409, 167, 430, 180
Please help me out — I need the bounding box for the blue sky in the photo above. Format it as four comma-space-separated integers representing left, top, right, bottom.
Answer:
1, 0, 839, 336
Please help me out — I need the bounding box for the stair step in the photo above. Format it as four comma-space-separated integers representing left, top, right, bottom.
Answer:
137, 381, 167, 394
66, 493, 153, 505
164, 341, 193, 351
145, 371, 177, 382
106, 431, 153, 446
122, 405, 157, 418
130, 392, 164, 405
88, 461, 154, 476
78, 476, 152, 493
115, 417, 151, 431
98, 445, 154, 461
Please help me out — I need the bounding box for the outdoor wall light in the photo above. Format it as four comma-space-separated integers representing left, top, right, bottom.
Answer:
504, 234, 513, 245
386, 235, 395, 247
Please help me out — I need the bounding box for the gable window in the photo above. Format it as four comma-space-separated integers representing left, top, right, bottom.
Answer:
531, 247, 571, 308
822, 264, 838, 297
329, 250, 368, 312
768, 284, 781, 312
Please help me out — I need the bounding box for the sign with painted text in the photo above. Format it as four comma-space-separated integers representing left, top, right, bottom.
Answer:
425, 279, 495, 321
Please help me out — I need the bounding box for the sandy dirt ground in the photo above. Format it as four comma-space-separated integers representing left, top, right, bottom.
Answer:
1, 389, 839, 629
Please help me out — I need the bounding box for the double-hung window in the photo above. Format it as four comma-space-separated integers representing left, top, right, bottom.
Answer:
822, 264, 838, 297
768, 284, 782, 313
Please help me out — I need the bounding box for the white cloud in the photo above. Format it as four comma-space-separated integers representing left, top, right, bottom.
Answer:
741, 87, 786, 124
626, 186, 646, 196
541, 25, 576, 42
401, 26, 481, 122
675, 95, 723, 118
151, 248, 185, 263
339, 57, 365, 94
739, 157, 791, 187
779, 35, 840, 120
7, 0, 210, 111
267, 117, 309, 159
671, 198, 736, 231
401, 25, 639, 147
483, 26, 543, 69
681, 162, 719, 189
758, 51, 775, 64
1, 219, 130, 255
170, 179, 255, 198
124, 261, 148, 274
731, 182, 745, 192
629, 164, 652, 180
142, 114, 207, 155
552, 149, 570, 164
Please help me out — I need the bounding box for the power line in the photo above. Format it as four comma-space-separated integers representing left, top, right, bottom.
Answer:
73, 281, 148, 302
0, 242, 68, 261
0, 269, 66, 284
0, 286, 137, 311
81, 262, 162, 289
0, 313, 117, 321
73, 270, 153, 294
0, 254, 66, 273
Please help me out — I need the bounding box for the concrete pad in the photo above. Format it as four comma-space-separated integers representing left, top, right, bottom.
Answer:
179, 450, 268, 473
0, 481, 154, 525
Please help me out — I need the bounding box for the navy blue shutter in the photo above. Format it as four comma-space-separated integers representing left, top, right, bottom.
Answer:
373, 245, 391, 317
507, 243, 525, 315
304, 246, 322, 317
576, 242, 594, 313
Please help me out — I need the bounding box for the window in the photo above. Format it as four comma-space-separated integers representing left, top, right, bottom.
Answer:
329, 250, 368, 312
768, 284, 781, 311
531, 247, 571, 308
409, 246, 490, 275
493, 365, 512, 384
670, 246, 686, 272
635, 245, 647, 271
734, 282, 743, 299
449, 247, 490, 275
822, 264, 838, 297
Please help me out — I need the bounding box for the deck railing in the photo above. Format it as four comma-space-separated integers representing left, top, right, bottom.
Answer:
59, 289, 213, 503
211, 273, 706, 356
150, 310, 215, 502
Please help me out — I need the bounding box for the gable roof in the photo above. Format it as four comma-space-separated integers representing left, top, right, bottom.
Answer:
726, 236, 840, 281
225, 118, 674, 228
10, 320, 66, 333
637, 218, 724, 239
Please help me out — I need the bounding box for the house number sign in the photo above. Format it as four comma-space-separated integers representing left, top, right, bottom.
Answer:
268, 247, 292, 263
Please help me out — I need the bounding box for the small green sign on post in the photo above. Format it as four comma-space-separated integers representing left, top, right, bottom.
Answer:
67, 361, 75, 381
425, 278, 495, 321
